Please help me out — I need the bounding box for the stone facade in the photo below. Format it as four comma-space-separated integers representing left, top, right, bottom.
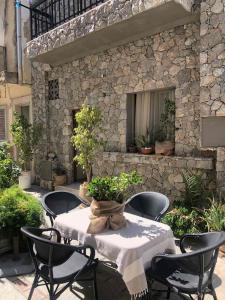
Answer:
29, 0, 225, 198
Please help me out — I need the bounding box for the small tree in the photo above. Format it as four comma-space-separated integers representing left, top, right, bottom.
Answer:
11, 113, 41, 171
71, 104, 104, 183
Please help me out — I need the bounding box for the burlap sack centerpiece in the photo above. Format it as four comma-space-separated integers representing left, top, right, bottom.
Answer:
87, 199, 126, 234
87, 171, 142, 234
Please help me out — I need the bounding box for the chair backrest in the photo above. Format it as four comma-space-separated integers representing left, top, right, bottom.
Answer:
166, 231, 225, 277
126, 192, 170, 221
180, 231, 225, 274
21, 227, 75, 267
42, 191, 84, 218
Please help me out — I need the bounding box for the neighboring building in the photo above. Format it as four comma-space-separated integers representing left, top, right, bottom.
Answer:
25, 0, 225, 199
0, 0, 32, 145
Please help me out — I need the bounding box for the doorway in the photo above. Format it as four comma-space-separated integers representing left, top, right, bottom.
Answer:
72, 109, 86, 182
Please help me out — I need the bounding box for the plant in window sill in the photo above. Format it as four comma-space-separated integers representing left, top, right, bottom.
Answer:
135, 130, 154, 155
155, 98, 175, 156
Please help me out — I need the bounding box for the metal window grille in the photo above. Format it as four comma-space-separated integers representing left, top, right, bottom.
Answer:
48, 79, 59, 100
30, 0, 106, 39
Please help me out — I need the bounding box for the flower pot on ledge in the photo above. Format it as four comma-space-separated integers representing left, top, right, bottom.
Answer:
155, 141, 174, 156
140, 146, 154, 155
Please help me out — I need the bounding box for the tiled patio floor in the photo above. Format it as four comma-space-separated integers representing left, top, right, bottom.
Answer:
0, 254, 224, 300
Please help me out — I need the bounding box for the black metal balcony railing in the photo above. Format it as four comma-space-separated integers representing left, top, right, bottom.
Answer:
31, 0, 106, 39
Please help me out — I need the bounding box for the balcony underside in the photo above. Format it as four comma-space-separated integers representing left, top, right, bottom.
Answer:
26, 0, 198, 66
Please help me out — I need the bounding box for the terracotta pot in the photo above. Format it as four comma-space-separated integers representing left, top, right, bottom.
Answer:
140, 146, 154, 155
155, 140, 175, 156
54, 174, 67, 186
79, 182, 93, 205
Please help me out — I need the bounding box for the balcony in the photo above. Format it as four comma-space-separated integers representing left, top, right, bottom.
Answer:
27, 0, 198, 65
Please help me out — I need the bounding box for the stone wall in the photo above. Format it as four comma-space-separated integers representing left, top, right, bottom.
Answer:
32, 22, 201, 185
200, 0, 225, 193
94, 152, 215, 200
200, 0, 225, 117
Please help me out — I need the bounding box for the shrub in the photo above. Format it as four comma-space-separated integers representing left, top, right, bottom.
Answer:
11, 113, 42, 171
163, 203, 206, 238
0, 185, 42, 234
88, 171, 142, 203
163, 171, 208, 238
0, 143, 20, 189
182, 171, 208, 208
201, 197, 225, 231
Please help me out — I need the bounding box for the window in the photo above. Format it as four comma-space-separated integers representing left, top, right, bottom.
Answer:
48, 79, 59, 100
0, 108, 6, 141
21, 106, 30, 122
127, 88, 175, 147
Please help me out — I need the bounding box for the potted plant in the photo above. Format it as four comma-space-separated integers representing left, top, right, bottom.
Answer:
87, 171, 142, 233
11, 113, 41, 189
53, 164, 67, 187
155, 98, 175, 155
136, 130, 154, 155
71, 104, 105, 204
0, 185, 42, 254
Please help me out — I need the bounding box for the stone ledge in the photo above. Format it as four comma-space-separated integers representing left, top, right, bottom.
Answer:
26, 0, 196, 65
102, 152, 214, 170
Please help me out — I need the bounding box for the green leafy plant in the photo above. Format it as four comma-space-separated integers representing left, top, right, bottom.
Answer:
88, 171, 142, 203
135, 129, 153, 148
0, 143, 21, 189
182, 171, 208, 208
157, 98, 175, 142
11, 113, 42, 171
0, 185, 42, 233
163, 203, 204, 238
163, 171, 208, 237
71, 104, 105, 183
201, 197, 225, 231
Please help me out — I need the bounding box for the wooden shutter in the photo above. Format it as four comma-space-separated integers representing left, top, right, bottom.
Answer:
0, 108, 6, 140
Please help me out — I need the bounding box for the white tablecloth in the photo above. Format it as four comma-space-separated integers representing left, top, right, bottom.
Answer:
54, 207, 175, 298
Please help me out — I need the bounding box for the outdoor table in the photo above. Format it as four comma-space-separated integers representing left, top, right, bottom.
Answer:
54, 207, 176, 299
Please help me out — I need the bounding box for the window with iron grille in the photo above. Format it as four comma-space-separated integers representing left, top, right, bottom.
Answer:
0, 108, 6, 141
48, 79, 59, 100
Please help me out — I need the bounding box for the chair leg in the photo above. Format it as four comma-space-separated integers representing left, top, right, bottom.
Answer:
93, 270, 98, 300
49, 283, 56, 300
209, 284, 217, 300
28, 274, 39, 300
166, 287, 171, 299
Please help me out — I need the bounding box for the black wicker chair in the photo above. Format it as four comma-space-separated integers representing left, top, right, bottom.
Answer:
125, 192, 170, 221
147, 231, 225, 300
42, 191, 86, 226
21, 226, 98, 300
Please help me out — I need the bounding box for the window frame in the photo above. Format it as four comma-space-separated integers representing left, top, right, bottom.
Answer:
126, 87, 175, 148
